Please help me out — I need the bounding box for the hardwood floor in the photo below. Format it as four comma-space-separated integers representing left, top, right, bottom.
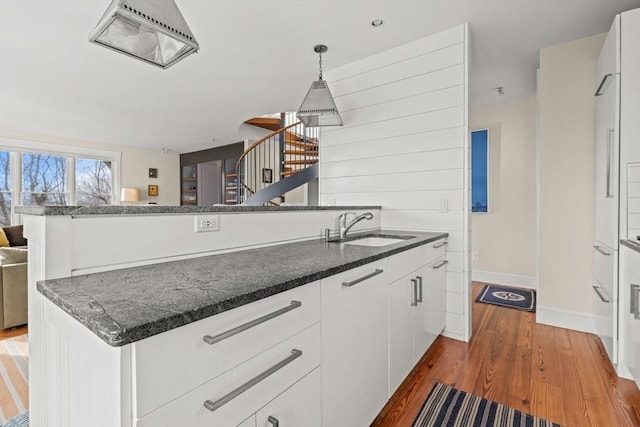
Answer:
0, 325, 27, 341
372, 282, 640, 427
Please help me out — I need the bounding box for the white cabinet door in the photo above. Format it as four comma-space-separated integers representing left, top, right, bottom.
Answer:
256, 367, 321, 427
422, 257, 447, 355
622, 247, 640, 387
237, 416, 256, 427
321, 260, 389, 427
388, 272, 416, 395
595, 16, 620, 249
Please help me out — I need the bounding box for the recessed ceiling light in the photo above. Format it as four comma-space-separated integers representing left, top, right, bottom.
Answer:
371, 19, 384, 27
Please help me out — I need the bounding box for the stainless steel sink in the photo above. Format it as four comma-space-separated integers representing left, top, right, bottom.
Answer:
330, 234, 414, 247
343, 237, 407, 247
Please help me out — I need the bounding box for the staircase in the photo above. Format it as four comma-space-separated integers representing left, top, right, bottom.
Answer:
236, 114, 319, 206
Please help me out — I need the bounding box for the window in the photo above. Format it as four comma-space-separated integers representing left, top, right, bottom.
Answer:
0, 139, 120, 225
76, 158, 112, 205
22, 152, 67, 205
0, 151, 11, 226
471, 130, 489, 213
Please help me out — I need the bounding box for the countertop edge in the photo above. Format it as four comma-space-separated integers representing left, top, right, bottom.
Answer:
16, 205, 382, 216
38, 231, 448, 347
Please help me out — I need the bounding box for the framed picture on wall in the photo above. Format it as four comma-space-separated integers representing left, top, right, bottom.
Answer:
262, 168, 273, 183
148, 185, 159, 197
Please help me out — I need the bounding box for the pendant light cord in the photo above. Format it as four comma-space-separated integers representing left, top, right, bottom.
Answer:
318, 51, 323, 80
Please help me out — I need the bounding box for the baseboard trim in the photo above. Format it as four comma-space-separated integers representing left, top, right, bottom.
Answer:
536, 305, 597, 334
441, 331, 467, 342
472, 270, 537, 289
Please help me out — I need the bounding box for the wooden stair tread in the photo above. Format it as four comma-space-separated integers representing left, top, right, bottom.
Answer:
285, 139, 318, 149
244, 117, 281, 131
283, 159, 318, 166
284, 150, 319, 156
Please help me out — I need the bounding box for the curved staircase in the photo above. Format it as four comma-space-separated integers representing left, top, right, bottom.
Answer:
236, 114, 319, 206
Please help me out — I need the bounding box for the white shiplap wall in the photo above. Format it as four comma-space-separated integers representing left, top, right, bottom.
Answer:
319, 25, 470, 340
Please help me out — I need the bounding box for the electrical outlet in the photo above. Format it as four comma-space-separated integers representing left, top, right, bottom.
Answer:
472, 251, 479, 261
195, 215, 219, 233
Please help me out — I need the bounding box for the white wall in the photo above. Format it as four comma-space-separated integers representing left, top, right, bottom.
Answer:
319, 25, 470, 340
0, 128, 180, 205
470, 97, 537, 287
537, 34, 606, 322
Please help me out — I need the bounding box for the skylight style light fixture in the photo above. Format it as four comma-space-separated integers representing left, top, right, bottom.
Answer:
297, 44, 343, 127
89, 0, 199, 69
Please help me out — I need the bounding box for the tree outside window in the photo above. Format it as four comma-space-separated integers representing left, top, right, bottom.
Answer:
0, 151, 11, 226
22, 153, 67, 205
75, 158, 112, 205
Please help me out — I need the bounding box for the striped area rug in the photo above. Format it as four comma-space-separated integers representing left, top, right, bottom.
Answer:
412, 382, 560, 427
0, 335, 28, 424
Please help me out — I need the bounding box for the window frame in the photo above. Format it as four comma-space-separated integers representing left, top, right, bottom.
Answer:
471, 129, 490, 214
0, 137, 121, 224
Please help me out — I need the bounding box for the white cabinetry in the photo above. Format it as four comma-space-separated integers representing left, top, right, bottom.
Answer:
388, 240, 447, 394
321, 260, 389, 427
594, 15, 620, 364
621, 246, 640, 388
256, 368, 321, 427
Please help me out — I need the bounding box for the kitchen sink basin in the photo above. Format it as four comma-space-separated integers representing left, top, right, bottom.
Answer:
343, 237, 407, 247
333, 234, 413, 247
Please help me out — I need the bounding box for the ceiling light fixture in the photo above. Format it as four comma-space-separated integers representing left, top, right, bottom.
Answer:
496, 86, 505, 96
296, 44, 343, 127
371, 19, 384, 27
89, 0, 199, 69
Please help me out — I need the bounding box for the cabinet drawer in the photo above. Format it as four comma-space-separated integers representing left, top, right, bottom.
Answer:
135, 323, 321, 427
594, 242, 615, 292
389, 238, 447, 283
132, 281, 320, 417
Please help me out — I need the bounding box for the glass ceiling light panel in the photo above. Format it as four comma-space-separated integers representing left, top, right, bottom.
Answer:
89, 0, 199, 69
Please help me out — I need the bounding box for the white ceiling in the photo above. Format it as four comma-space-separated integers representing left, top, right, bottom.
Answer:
1, 0, 639, 154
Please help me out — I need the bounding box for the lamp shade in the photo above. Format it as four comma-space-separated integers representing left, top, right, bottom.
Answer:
120, 187, 140, 203
297, 80, 343, 127
89, 0, 199, 69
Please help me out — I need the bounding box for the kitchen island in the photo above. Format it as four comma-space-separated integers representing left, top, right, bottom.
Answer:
19, 205, 448, 427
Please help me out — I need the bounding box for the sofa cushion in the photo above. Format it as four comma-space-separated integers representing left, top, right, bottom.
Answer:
2, 225, 27, 247
0, 228, 9, 247
0, 247, 27, 265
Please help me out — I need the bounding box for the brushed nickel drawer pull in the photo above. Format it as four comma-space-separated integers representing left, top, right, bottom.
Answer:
203, 301, 302, 345
593, 285, 611, 303
268, 416, 279, 427
416, 276, 423, 303
342, 269, 384, 287
593, 245, 611, 256
432, 260, 448, 269
631, 284, 640, 320
411, 278, 418, 306
204, 349, 302, 412
595, 73, 613, 96
433, 241, 448, 249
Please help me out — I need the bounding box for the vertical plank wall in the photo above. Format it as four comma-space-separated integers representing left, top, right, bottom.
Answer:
319, 25, 470, 340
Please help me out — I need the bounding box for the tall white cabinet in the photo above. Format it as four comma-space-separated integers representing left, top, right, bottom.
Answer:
594, 14, 620, 364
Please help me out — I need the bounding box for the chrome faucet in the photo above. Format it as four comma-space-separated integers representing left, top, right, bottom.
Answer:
338, 212, 374, 239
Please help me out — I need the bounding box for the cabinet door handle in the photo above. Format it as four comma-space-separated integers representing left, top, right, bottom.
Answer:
203, 301, 302, 345
593, 285, 611, 303
432, 260, 448, 269
606, 128, 615, 198
268, 416, 280, 427
631, 284, 640, 320
203, 349, 302, 412
342, 269, 384, 287
595, 73, 613, 96
416, 276, 423, 303
411, 278, 418, 306
433, 241, 448, 249
593, 245, 611, 256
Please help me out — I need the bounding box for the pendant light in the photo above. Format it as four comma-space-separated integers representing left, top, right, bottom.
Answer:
297, 45, 343, 127
89, 0, 199, 69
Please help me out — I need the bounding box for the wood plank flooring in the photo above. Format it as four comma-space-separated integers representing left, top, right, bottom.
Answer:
0, 325, 27, 342
372, 282, 640, 426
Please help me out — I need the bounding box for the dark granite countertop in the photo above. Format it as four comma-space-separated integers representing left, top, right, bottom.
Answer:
38, 230, 447, 347
621, 239, 640, 254
16, 205, 381, 216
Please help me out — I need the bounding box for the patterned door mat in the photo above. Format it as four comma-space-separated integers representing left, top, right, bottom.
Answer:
475, 284, 536, 312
